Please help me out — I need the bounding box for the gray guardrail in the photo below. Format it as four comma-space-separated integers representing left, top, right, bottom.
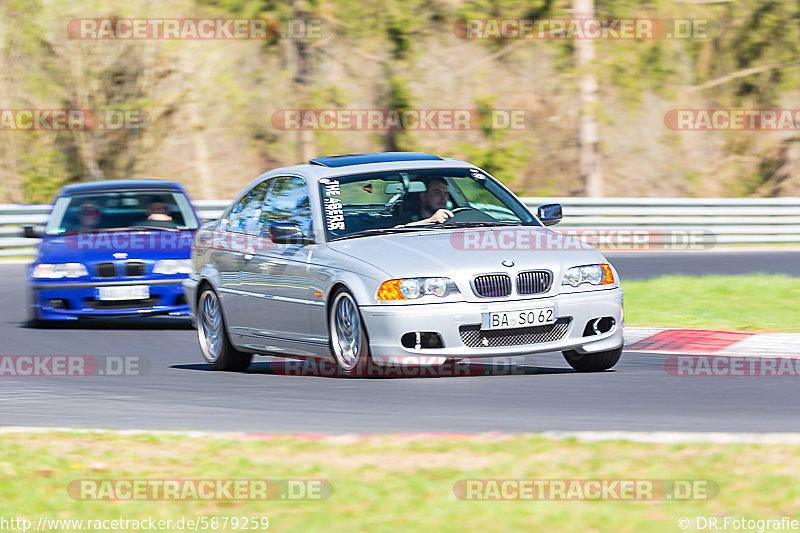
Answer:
1, 197, 798, 257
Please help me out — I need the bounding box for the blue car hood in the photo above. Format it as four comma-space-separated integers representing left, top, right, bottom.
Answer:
36, 230, 195, 263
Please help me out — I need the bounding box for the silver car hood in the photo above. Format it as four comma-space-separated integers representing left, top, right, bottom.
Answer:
327, 226, 611, 302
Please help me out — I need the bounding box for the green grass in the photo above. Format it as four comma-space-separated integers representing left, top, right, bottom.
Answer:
622, 274, 800, 332
2, 432, 800, 532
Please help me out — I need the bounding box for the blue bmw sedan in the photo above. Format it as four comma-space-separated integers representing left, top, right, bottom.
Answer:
26, 180, 200, 324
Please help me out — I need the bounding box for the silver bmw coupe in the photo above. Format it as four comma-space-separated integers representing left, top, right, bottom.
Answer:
185, 152, 624, 375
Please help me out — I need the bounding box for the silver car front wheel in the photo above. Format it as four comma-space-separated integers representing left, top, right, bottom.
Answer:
562, 346, 622, 372
329, 289, 371, 374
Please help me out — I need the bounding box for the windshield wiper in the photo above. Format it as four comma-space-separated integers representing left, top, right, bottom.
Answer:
331, 227, 431, 241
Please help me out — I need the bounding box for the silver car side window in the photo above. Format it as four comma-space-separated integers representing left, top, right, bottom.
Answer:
225, 180, 271, 234
259, 176, 312, 236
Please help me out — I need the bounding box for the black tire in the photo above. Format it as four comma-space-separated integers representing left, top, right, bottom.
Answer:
562, 346, 623, 372
27, 288, 47, 328
328, 287, 373, 377
197, 286, 252, 371
28, 318, 48, 328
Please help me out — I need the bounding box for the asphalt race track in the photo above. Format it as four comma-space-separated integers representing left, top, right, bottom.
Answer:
604, 250, 800, 280
1, 252, 798, 434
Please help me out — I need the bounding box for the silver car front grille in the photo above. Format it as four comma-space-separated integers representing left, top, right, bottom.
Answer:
459, 317, 572, 348
517, 270, 552, 295
473, 274, 512, 297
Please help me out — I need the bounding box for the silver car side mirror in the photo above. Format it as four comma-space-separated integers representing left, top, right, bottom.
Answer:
537, 204, 562, 226
269, 223, 314, 245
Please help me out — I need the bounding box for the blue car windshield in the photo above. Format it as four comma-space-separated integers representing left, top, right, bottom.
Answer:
45, 190, 199, 235
318, 168, 538, 241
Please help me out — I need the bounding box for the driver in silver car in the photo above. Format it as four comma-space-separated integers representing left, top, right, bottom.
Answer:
399, 176, 454, 226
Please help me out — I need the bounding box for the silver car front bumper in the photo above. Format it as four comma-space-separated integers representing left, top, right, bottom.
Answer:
360, 288, 623, 359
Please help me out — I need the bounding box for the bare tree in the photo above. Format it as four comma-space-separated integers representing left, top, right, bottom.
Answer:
0, 12, 23, 202
574, 0, 602, 197
293, 0, 315, 163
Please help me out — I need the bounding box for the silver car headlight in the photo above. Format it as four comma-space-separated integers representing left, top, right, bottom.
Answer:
377, 277, 459, 301
153, 259, 193, 275
32, 263, 89, 279
562, 264, 615, 287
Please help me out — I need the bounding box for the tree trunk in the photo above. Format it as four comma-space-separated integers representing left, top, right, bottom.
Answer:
70, 48, 105, 181
187, 99, 214, 200
0, 73, 23, 202
574, 0, 602, 197
293, 0, 315, 162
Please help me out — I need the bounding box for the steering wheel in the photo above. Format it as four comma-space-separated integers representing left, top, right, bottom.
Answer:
408, 207, 469, 226
440, 206, 497, 224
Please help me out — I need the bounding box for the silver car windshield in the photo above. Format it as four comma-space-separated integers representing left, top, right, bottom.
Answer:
319, 168, 538, 241
45, 190, 199, 235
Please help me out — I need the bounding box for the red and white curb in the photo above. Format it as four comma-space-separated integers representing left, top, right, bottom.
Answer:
3, 426, 800, 444
624, 327, 800, 357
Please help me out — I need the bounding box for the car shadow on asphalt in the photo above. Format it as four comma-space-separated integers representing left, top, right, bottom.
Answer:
171, 359, 578, 379
21, 317, 194, 331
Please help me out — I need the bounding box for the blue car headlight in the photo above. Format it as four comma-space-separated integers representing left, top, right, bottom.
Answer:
32, 263, 89, 279
153, 259, 192, 275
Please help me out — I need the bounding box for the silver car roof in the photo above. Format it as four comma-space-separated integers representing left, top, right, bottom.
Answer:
248, 157, 475, 187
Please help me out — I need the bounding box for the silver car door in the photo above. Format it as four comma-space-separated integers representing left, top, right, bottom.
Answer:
216, 180, 271, 333
238, 176, 321, 350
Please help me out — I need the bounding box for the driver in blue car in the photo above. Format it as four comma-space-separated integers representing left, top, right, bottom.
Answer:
78, 202, 103, 231
135, 199, 178, 229
399, 176, 454, 226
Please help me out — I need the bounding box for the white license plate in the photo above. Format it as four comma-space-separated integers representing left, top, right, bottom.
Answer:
97, 285, 149, 301
483, 306, 555, 330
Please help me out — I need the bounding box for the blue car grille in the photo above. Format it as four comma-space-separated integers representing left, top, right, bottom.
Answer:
95, 261, 148, 278
125, 261, 146, 277
96, 262, 116, 278
86, 297, 159, 311
473, 274, 512, 297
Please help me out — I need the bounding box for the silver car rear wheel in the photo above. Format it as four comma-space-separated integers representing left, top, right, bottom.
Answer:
329, 290, 369, 372
199, 290, 223, 363
197, 287, 252, 371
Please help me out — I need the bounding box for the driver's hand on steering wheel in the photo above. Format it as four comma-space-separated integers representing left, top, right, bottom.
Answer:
395, 208, 454, 227
425, 209, 454, 224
